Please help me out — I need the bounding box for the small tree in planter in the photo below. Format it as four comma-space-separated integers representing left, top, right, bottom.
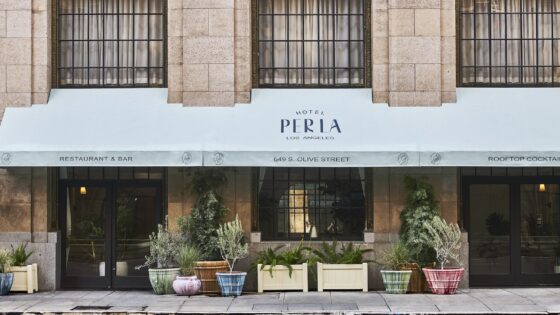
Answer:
215, 216, 249, 296
420, 216, 464, 295
173, 245, 202, 296
253, 242, 309, 292
9, 243, 37, 294
378, 242, 412, 294
308, 241, 371, 292
136, 221, 180, 295
0, 248, 14, 295
399, 176, 438, 292
177, 169, 229, 294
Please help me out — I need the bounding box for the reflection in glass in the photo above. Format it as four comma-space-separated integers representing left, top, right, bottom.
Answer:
258, 168, 366, 240
115, 187, 158, 278
520, 184, 560, 274
469, 184, 511, 275
66, 187, 106, 277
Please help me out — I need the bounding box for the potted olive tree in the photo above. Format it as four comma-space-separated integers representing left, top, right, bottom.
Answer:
136, 221, 180, 295
177, 169, 229, 294
215, 216, 249, 296
378, 242, 412, 294
0, 248, 14, 295
309, 241, 371, 292
253, 242, 309, 292
420, 216, 464, 295
9, 243, 38, 294
173, 245, 202, 296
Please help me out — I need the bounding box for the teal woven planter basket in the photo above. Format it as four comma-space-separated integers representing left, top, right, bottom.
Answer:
381, 270, 412, 294
0, 273, 13, 295
216, 272, 246, 297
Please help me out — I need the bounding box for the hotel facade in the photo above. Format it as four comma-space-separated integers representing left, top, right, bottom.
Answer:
0, 0, 559, 291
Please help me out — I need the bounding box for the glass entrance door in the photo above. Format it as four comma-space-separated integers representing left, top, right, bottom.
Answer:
465, 178, 560, 286
61, 181, 162, 289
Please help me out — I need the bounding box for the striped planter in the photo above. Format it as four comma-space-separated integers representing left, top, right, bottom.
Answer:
148, 268, 181, 295
216, 272, 246, 297
0, 273, 14, 296
380, 270, 412, 294
422, 268, 464, 295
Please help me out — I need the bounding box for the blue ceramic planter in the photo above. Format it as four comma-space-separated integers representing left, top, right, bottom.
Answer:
0, 273, 13, 295
216, 272, 246, 297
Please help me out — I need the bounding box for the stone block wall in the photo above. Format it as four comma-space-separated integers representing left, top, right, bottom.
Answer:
371, 0, 456, 106
0, 0, 51, 120
0, 167, 58, 290
167, 0, 252, 106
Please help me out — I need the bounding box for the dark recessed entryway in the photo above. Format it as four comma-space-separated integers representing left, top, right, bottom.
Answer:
464, 177, 560, 286
59, 173, 163, 289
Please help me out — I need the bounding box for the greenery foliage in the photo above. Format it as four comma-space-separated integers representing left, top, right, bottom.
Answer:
136, 221, 179, 270
420, 216, 462, 269
177, 245, 202, 276
0, 248, 13, 273
216, 215, 249, 272
399, 176, 438, 266
177, 169, 228, 260
308, 240, 372, 264
10, 243, 32, 266
252, 241, 308, 277
379, 241, 411, 270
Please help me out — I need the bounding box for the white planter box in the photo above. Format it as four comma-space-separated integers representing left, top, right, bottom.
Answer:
317, 262, 368, 292
257, 263, 308, 292
9, 264, 38, 293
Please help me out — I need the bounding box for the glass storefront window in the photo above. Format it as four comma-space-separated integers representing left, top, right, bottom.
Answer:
258, 167, 366, 241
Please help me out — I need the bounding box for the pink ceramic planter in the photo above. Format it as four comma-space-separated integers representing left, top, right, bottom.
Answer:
422, 268, 464, 295
173, 276, 201, 296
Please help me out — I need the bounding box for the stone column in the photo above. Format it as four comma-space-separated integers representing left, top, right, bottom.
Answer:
371, 0, 457, 106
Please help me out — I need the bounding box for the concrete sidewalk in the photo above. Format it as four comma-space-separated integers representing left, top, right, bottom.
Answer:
1, 288, 560, 314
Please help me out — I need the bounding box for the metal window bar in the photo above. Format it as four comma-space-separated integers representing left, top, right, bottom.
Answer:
255, 0, 369, 88
458, 0, 560, 86
55, 0, 166, 88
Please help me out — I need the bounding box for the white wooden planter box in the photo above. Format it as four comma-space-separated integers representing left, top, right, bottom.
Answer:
317, 262, 368, 292
257, 263, 308, 292
9, 264, 38, 293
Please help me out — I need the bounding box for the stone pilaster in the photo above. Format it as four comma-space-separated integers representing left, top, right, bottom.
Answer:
372, 0, 457, 106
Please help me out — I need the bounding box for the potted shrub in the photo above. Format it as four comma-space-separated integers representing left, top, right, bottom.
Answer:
177, 169, 229, 294
9, 243, 38, 294
309, 241, 371, 292
254, 242, 308, 292
173, 245, 202, 296
420, 216, 464, 295
215, 216, 249, 296
378, 242, 412, 294
399, 176, 438, 292
0, 248, 13, 295
136, 221, 180, 295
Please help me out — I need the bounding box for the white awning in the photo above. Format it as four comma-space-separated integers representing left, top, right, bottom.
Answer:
0, 87, 559, 167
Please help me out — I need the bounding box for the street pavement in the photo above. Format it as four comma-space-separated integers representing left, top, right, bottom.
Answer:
0, 288, 559, 314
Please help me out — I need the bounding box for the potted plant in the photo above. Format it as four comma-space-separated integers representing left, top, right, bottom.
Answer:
215, 216, 249, 296
309, 240, 371, 292
173, 245, 202, 296
399, 176, 438, 292
0, 248, 14, 295
177, 169, 229, 294
378, 242, 412, 294
420, 216, 464, 295
253, 242, 309, 292
136, 221, 180, 295
8, 243, 38, 294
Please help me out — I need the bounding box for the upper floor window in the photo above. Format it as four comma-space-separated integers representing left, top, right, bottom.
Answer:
56, 0, 166, 87
254, 0, 370, 87
459, 0, 560, 86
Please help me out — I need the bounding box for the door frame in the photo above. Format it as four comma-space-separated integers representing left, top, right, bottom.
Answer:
59, 179, 164, 289
463, 176, 560, 286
